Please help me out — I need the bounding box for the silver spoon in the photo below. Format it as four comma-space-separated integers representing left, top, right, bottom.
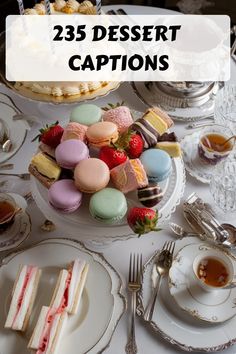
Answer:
1, 139, 12, 152
169, 222, 202, 239
0, 163, 14, 170
144, 241, 175, 322
0, 173, 30, 180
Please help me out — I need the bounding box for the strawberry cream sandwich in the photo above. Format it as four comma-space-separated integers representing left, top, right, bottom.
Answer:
50, 258, 89, 315
5, 265, 42, 331
28, 306, 67, 354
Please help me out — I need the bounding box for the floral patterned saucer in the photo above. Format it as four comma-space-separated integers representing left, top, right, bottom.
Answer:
180, 130, 214, 184
169, 243, 236, 324
0, 193, 31, 251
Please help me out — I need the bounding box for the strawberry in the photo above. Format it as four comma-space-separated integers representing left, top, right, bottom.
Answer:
32, 121, 64, 148
99, 146, 127, 170
115, 130, 144, 159
127, 207, 160, 236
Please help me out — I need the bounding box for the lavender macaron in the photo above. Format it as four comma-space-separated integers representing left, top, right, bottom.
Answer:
55, 139, 89, 169
48, 179, 82, 213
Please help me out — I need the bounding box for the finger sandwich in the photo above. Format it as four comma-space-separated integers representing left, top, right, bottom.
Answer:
50, 258, 89, 315
5, 265, 41, 331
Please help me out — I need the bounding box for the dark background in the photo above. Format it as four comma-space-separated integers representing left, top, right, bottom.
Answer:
1, 0, 236, 33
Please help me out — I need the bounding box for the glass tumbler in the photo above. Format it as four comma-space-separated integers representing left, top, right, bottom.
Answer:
214, 85, 236, 134
210, 159, 236, 213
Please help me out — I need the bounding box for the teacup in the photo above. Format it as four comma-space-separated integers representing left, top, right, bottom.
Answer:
198, 125, 234, 165
192, 248, 235, 292
0, 194, 21, 231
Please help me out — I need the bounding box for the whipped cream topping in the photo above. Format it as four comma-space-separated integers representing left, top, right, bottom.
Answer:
63, 0, 80, 12
34, 3, 46, 14
54, 0, 66, 11
24, 8, 38, 15
17, 82, 109, 97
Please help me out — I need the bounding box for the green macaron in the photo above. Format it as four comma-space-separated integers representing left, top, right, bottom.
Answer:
89, 188, 127, 224
70, 104, 102, 126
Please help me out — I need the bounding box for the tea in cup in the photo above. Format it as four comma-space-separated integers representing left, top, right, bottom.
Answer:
193, 248, 235, 292
0, 194, 21, 231
198, 125, 234, 165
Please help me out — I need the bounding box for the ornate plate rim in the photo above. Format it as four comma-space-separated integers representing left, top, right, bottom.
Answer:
0, 237, 126, 354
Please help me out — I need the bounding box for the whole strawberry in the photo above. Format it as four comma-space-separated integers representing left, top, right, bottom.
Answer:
99, 146, 127, 170
127, 207, 159, 236
32, 121, 64, 148
115, 130, 144, 159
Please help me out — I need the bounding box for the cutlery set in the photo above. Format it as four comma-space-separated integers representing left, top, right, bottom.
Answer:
126, 242, 175, 353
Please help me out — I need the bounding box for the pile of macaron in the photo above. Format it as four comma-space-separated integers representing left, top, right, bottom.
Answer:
29, 102, 181, 224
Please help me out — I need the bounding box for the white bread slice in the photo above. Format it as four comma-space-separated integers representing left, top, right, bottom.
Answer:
49, 269, 69, 310
28, 306, 67, 354
68, 262, 89, 315
5, 265, 41, 331
50, 259, 89, 315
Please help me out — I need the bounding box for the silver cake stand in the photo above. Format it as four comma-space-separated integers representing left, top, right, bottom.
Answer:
132, 81, 222, 122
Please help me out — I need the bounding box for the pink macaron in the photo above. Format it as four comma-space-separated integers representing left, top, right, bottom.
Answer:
48, 179, 83, 213
103, 106, 133, 133
74, 158, 110, 193
61, 122, 87, 143
55, 139, 89, 169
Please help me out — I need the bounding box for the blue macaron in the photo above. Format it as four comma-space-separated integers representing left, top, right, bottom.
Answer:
140, 149, 172, 183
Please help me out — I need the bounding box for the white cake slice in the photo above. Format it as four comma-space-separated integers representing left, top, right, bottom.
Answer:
5, 265, 42, 331
50, 259, 89, 315
28, 306, 68, 354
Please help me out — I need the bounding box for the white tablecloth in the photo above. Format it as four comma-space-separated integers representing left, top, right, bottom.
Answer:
1, 4, 236, 354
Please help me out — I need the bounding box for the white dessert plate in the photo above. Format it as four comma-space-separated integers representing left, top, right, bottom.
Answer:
181, 130, 215, 184
169, 243, 236, 324
0, 94, 27, 164
0, 193, 31, 251
138, 236, 236, 352
0, 238, 126, 354
31, 109, 186, 244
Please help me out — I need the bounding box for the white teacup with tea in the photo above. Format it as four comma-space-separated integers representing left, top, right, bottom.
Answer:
193, 248, 236, 292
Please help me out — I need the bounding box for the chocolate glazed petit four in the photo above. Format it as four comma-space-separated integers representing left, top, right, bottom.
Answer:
138, 183, 163, 207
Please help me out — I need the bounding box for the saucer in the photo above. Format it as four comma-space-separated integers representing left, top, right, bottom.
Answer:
0, 96, 27, 164
169, 243, 236, 323
0, 193, 31, 251
181, 130, 216, 184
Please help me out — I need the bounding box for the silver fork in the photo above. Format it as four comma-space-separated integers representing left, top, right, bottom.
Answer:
0, 173, 30, 180
125, 253, 142, 354
144, 241, 175, 322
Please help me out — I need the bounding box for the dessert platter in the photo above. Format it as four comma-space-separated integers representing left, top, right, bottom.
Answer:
138, 236, 236, 352
29, 102, 185, 242
0, 1, 120, 104
0, 238, 126, 354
